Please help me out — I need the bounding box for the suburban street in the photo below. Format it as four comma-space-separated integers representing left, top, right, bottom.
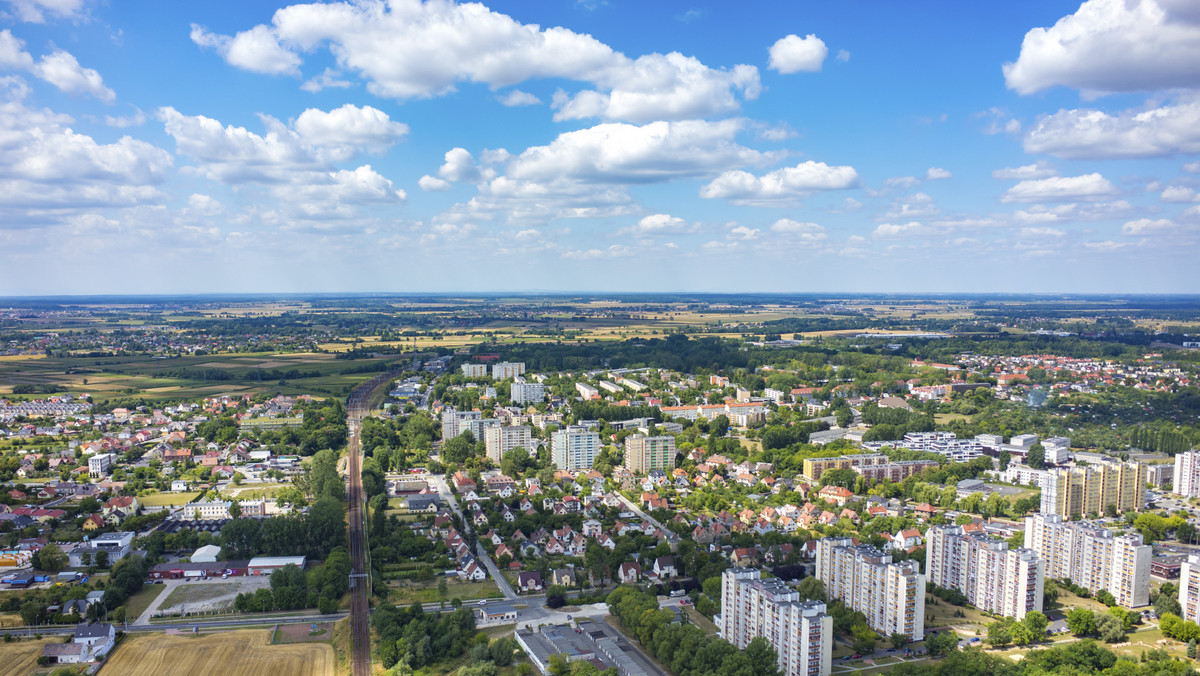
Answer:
428, 472, 518, 600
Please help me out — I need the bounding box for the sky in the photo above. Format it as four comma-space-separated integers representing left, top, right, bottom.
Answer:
1, 0, 1199, 296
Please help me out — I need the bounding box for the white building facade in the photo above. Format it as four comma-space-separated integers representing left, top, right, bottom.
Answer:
719, 568, 832, 676
1024, 514, 1151, 608
926, 525, 1044, 619
815, 537, 925, 640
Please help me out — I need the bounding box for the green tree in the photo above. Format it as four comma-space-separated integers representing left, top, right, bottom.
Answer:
31, 543, 66, 572
796, 577, 826, 603
1026, 443, 1045, 469
889, 632, 908, 649
925, 630, 959, 656
1094, 612, 1126, 643
744, 636, 781, 676
1067, 608, 1095, 636
986, 620, 1012, 647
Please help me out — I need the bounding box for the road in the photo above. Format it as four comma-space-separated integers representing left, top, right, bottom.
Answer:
615, 492, 665, 531
429, 473, 517, 600
345, 371, 402, 676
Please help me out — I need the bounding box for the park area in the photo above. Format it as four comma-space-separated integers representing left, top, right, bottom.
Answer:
100, 629, 334, 676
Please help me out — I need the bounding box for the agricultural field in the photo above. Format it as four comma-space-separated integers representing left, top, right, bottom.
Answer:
139, 492, 201, 507
101, 629, 334, 676
0, 638, 60, 676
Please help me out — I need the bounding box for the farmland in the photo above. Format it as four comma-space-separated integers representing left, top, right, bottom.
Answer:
101, 629, 334, 676
0, 638, 59, 676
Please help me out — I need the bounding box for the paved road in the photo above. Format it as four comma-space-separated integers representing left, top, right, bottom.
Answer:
615, 492, 665, 531
12, 611, 351, 636
429, 473, 517, 600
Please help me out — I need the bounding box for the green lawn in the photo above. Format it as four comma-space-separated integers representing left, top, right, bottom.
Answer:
123, 583, 167, 621
387, 578, 503, 605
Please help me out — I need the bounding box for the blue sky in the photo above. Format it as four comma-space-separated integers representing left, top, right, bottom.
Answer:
1, 0, 1199, 295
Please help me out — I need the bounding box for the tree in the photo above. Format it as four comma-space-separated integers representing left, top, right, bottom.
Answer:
229, 501, 242, 519
1026, 443, 1045, 469
1094, 612, 1126, 643
1023, 610, 1048, 638
32, 543, 66, 572
95, 551, 109, 569
306, 497, 347, 559
850, 622, 876, 654
796, 577, 826, 603
501, 447, 531, 478
745, 636, 781, 676
437, 578, 448, 608
220, 517, 261, 559
1178, 522, 1196, 544
925, 630, 959, 656
889, 633, 908, 649
1067, 608, 1095, 636
1095, 589, 1116, 607
1155, 582, 1182, 617
307, 448, 343, 501
997, 451, 1011, 471
986, 620, 1012, 647
820, 468, 857, 490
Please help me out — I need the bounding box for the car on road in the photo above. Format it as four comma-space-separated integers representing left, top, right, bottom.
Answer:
679, 599, 691, 605
850, 654, 861, 659
477, 600, 488, 606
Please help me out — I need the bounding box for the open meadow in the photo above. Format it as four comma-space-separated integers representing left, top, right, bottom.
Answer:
101, 629, 334, 676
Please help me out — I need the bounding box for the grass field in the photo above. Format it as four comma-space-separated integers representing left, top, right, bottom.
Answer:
123, 583, 167, 622
924, 595, 993, 632
102, 629, 334, 676
387, 579, 503, 605
0, 638, 58, 676
139, 492, 201, 507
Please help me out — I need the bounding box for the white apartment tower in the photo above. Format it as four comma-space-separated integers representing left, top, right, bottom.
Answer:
442, 407, 481, 440
1174, 451, 1200, 498
484, 425, 533, 464
1024, 514, 1151, 608
1180, 555, 1200, 624
719, 568, 832, 676
461, 363, 488, 378
623, 434, 676, 474
551, 425, 602, 471
491, 362, 525, 379
926, 525, 1045, 619
815, 538, 925, 640
510, 381, 545, 405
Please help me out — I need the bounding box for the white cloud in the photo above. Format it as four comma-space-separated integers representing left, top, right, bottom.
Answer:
3, 0, 84, 23
1122, 217, 1177, 235
104, 108, 146, 128
562, 244, 632, 259
925, 167, 951, 180
836, 49, 850, 62
1001, 173, 1118, 203
883, 176, 920, 189
992, 161, 1058, 180
509, 119, 770, 185
438, 148, 484, 184
770, 218, 826, 241
293, 103, 408, 160
300, 68, 353, 93
1024, 99, 1200, 159
0, 29, 33, 69
1083, 240, 1129, 251
191, 23, 301, 77
727, 224, 759, 240
498, 89, 541, 106
185, 193, 224, 217
700, 160, 859, 204
1013, 200, 1134, 223
1161, 186, 1199, 202
1020, 227, 1065, 238
31, 50, 115, 102
1186, 162, 1200, 173
198, 1, 760, 122
634, 213, 693, 235
885, 192, 940, 219
1003, 0, 1200, 96
768, 34, 828, 73
418, 175, 452, 192
873, 221, 926, 239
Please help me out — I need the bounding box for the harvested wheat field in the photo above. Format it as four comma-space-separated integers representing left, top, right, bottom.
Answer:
0, 639, 57, 676
102, 629, 334, 676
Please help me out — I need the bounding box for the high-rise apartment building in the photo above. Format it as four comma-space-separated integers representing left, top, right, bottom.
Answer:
461, 363, 488, 378
1179, 555, 1200, 624
815, 538, 925, 640
1174, 451, 1200, 498
510, 381, 545, 405
551, 425, 601, 471
484, 425, 533, 463
442, 408, 481, 440
926, 525, 1044, 619
623, 434, 676, 474
719, 568, 832, 676
1024, 514, 1151, 608
491, 362, 525, 379
1040, 460, 1146, 518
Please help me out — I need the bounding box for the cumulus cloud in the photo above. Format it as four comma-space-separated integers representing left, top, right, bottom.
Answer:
436, 148, 485, 184
883, 176, 921, 189
768, 34, 828, 73
0, 29, 33, 69
769, 218, 826, 241
872, 222, 926, 239
925, 167, 951, 180
418, 175, 452, 192
191, 23, 302, 76
1162, 186, 1199, 202
498, 89, 541, 106
992, 161, 1058, 180
885, 192, 940, 219
562, 244, 632, 259
1003, 0, 1200, 96
3, 0, 84, 23
1186, 162, 1200, 173
194, 1, 760, 122
300, 68, 353, 93
293, 103, 408, 160
1021, 227, 1066, 238
1001, 173, 1118, 203
633, 213, 694, 235
1122, 217, 1179, 235
1, 33, 116, 102
1013, 201, 1134, 224
700, 160, 859, 204
1024, 99, 1200, 159
727, 224, 759, 240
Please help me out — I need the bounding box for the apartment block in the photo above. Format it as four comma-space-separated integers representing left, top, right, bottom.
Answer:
484, 425, 533, 463
852, 460, 940, 484
491, 362, 526, 380
926, 525, 1044, 619
1179, 555, 1200, 624
719, 568, 832, 676
551, 425, 602, 471
510, 382, 546, 405
815, 538, 925, 640
1174, 451, 1200, 497
1024, 514, 1151, 608
88, 453, 115, 478
623, 434, 676, 474
461, 363, 488, 378
576, 382, 600, 400
442, 408, 481, 440
801, 454, 889, 482
1040, 460, 1146, 518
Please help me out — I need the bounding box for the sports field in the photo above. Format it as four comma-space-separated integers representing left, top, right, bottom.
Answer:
102, 629, 334, 676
